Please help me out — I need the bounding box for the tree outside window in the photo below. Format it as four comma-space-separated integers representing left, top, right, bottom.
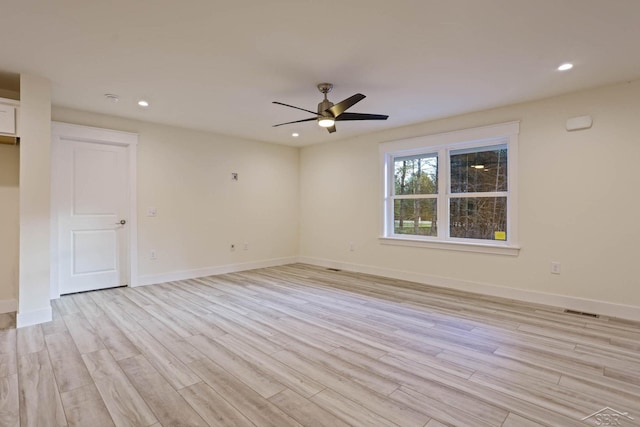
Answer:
393, 154, 437, 236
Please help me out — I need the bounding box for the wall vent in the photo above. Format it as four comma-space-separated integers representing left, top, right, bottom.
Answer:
564, 309, 599, 318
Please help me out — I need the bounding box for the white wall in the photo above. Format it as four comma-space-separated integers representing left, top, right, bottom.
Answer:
15, 78, 638, 323
299, 79, 640, 319
17, 74, 52, 327
52, 107, 300, 284
0, 144, 19, 310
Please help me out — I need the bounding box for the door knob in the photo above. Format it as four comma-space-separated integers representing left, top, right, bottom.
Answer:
116, 219, 126, 225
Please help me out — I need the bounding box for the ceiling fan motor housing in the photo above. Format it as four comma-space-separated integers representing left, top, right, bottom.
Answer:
318, 99, 334, 116
317, 83, 334, 117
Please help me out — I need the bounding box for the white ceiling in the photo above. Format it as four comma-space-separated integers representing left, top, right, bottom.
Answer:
2, 0, 640, 146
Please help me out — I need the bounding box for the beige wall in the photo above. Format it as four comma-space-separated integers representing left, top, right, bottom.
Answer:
0, 145, 19, 305
52, 107, 300, 283
299, 80, 640, 315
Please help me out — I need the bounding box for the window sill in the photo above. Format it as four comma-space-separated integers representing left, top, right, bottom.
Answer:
379, 236, 520, 256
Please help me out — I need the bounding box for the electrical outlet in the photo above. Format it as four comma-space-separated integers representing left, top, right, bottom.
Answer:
150, 250, 157, 260
243, 242, 248, 251
349, 242, 355, 252
551, 261, 561, 275
230, 243, 236, 252
231, 172, 238, 181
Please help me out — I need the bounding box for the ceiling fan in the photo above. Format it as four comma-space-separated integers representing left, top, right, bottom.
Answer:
272, 83, 389, 133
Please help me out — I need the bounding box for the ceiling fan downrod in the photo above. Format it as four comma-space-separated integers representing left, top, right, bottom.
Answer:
317, 83, 334, 114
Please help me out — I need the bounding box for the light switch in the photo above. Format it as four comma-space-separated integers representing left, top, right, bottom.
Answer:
147, 207, 158, 217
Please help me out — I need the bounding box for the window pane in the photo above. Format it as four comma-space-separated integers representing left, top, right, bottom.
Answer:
394, 154, 438, 195
393, 199, 437, 236
450, 146, 507, 193
450, 197, 507, 240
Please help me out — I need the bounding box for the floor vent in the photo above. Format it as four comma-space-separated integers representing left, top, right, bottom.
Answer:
327, 268, 342, 272
564, 309, 600, 318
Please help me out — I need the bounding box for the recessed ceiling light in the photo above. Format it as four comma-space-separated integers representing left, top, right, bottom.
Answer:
558, 63, 573, 71
138, 100, 150, 107
292, 133, 299, 137
104, 94, 119, 103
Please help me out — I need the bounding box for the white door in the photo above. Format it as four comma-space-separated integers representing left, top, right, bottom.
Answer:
57, 139, 129, 294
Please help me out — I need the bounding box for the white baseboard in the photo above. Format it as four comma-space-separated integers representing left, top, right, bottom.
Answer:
298, 256, 640, 322
136, 256, 298, 287
16, 305, 53, 328
0, 299, 17, 314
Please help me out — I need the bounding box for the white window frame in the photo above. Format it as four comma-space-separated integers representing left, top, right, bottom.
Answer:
380, 121, 520, 256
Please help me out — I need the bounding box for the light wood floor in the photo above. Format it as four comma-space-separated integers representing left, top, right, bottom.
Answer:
1, 264, 639, 427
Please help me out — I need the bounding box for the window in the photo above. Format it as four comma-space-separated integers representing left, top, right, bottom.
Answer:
449, 144, 508, 241
381, 122, 519, 254
393, 153, 438, 236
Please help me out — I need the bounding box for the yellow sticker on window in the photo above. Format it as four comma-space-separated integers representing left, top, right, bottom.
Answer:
494, 231, 506, 241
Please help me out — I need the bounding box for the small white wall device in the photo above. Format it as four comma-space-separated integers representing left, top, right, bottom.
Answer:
566, 115, 593, 131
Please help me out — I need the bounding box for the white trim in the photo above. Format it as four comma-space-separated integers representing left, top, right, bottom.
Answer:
0, 299, 17, 314
379, 236, 520, 256
17, 306, 52, 328
127, 139, 139, 287
51, 122, 138, 146
50, 122, 138, 298
136, 257, 298, 287
297, 256, 640, 322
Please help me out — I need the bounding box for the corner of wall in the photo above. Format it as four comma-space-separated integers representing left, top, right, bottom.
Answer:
16, 305, 52, 328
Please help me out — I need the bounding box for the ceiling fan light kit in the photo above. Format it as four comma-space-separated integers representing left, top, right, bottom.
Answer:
317, 117, 335, 127
273, 83, 388, 134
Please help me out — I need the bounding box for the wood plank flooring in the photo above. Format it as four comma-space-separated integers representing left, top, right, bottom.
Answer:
1, 263, 639, 426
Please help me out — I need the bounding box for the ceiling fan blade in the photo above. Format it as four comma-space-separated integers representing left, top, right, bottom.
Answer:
272, 117, 317, 127
327, 125, 337, 134
326, 93, 366, 117
335, 112, 389, 121
273, 101, 319, 116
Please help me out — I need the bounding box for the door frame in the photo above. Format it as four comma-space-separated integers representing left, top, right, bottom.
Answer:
50, 122, 138, 299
